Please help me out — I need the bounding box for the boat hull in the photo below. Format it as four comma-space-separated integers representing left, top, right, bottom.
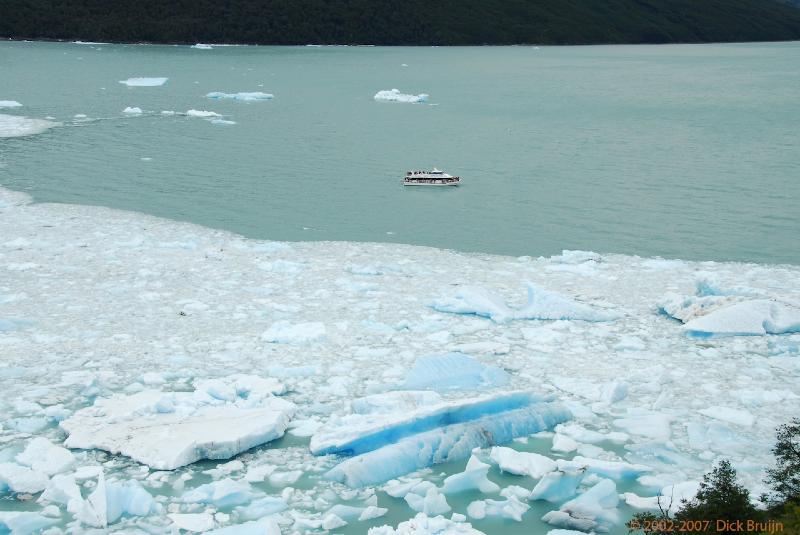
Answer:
403, 178, 460, 187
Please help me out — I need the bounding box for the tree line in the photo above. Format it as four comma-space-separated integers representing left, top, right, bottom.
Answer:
2, 0, 800, 45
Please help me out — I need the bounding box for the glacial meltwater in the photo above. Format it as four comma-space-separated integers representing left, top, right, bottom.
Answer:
1, 41, 799, 535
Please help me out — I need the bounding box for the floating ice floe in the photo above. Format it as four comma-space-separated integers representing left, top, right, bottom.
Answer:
73, 471, 158, 528
431, 282, 618, 323
122, 106, 142, 114
541, 478, 620, 532
0, 512, 58, 534
529, 468, 585, 503
683, 300, 800, 337
467, 495, 529, 522
186, 109, 222, 118
0, 100, 22, 108
207, 92, 274, 101
60, 375, 294, 469
490, 447, 556, 479
374, 89, 429, 103
312, 391, 570, 487
261, 321, 326, 344
119, 77, 168, 87
191, 43, 214, 49
0, 114, 60, 138
401, 353, 509, 391
441, 455, 500, 494
368, 513, 484, 535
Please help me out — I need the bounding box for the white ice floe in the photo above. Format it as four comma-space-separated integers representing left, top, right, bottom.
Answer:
16, 437, 75, 475
207, 92, 274, 101
192, 43, 214, 49
374, 89, 429, 103
0, 113, 60, 138
76, 472, 158, 527
529, 469, 585, 503
169, 512, 215, 531
369, 513, 484, 534
542, 478, 620, 532
185, 109, 222, 118
467, 495, 529, 522
60, 375, 294, 469
0, 512, 57, 534
697, 406, 755, 427
261, 321, 326, 344
401, 352, 509, 391
490, 447, 556, 479
122, 106, 143, 114
431, 282, 618, 323
0, 462, 49, 494
406, 487, 451, 515
683, 300, 800, 337
181, 478, 255, 507
0, 100, 22, 108
119, 77, 168, 87
440, 455, 500, 494
313, 391, 570, 486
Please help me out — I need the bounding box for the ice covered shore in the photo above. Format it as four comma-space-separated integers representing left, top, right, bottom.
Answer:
1, 185, 799, 533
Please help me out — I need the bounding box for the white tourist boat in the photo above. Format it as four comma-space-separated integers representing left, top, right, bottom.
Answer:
404, 168, 460, 186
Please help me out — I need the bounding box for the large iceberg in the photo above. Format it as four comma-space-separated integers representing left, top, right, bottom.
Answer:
313, 391, 570, 487
60, 375, 295, 469
374, 89, 429, 103
431, 283, 618, 323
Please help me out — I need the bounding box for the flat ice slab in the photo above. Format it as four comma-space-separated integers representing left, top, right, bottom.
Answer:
374, 89, 429, 103
119, 77, 168, 87
431, 283, 618, 323
368, 513, 485, 534
207, 92, 274, 101
60, 375, 295, 469
313, 391, 571, 487
683, 299, 800, 336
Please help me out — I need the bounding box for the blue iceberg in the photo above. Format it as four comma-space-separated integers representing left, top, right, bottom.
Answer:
401, 353, 510, 391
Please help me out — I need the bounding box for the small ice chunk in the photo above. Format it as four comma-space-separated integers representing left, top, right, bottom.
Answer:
405, 487, 451, 515
441, 455, 500, 494
16, 437, 75, 475
529, 469, 585, 503
430, 286, 514, 323
39, 473, 82, 505
122, 106, 142, 114
467, 495, 529, 522
552, 434, 578, 453
192, 43, 214, 49
186, 109, 222, 118
490, 447, 556, 479
119, 77, 168, 87
541, 479, 619, 532
360, 505, 388, 520
235, 496, 287, 520
374, 89, 429, 103
0, 100, 22, 108
0, 512, 57, 534
0, 463, 49, 493
181, 478, 255, 507
557, 456, 652, 480
169, 512, 215, 532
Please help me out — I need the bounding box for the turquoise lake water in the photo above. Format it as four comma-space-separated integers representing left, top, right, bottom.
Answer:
1, 40, 798, 262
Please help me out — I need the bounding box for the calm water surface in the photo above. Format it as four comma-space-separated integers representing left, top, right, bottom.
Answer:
1, 41, 798, 263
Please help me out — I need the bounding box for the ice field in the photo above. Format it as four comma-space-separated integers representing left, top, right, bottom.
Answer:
1, 185, 799, 534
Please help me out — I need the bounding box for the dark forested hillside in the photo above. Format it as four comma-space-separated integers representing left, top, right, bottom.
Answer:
2, 0, 800, 45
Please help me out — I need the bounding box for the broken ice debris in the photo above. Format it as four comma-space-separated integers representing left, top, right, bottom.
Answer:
312, 391, 570, 487
60, 375, 295, 469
